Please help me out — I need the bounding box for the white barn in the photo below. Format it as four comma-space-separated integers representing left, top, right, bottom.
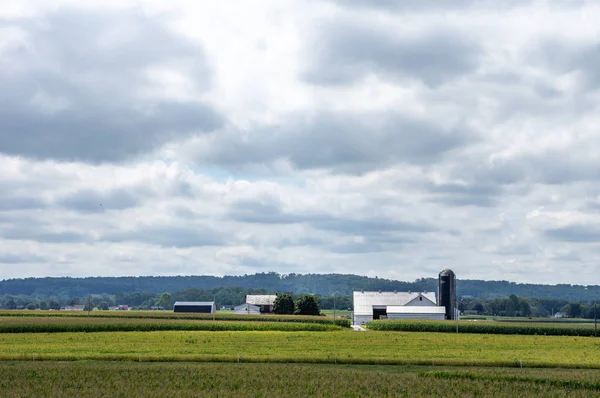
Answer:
245, 295, 277, 313
233, 303, 261, 315
353, 291, 445, 325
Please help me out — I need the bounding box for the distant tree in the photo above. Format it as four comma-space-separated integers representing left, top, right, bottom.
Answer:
472, 302, 485, 314
564, 303, 582, 318
295, 295, 320, 316
39, 301, 48, 310
273, 293, 295, 315
4, 299, 16, 310
26, 302, 38, 310
157, 292, 173, 309
98, 302, 109, 310
47, 299, 60, 310
69, 296, 81, 306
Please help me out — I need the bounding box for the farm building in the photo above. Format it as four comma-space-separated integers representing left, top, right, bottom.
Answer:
353, 291, 442, 325
173, 301, 216, 314
245, 295, 276, 313
353, 269, 459, 324
233, 303, 261, 315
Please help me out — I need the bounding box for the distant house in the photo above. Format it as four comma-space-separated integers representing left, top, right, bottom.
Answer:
173, 301, 216, 314
553, 312, 567, 318
233, 303, 261, 315
62, 305, 84, 311
245, 295, 277, 313
117, 305, 130, 311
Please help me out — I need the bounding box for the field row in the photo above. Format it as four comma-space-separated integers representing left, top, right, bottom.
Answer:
0, 362, 598, 397
0, 310, 351, 327
0, 316, 343, 332
368, 319, 600, 336
2, 330, 600, 368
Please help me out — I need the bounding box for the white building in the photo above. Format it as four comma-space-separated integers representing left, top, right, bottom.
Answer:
233, 303, 261, 315
245, 295, 277, 313
353, 291, 445, 325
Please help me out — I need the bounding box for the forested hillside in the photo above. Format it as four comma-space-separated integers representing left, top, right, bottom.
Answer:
1, 273, 599, 302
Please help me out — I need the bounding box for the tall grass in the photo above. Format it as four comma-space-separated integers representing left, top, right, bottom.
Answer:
0, 311, 350, 327
367, 319, 600, 336
0, 321, 340, 333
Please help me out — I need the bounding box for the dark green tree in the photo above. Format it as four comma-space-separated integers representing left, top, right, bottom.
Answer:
295, 295, 320, 316
157, 292, 173, 309
273, 293, 295, 314
98, 302, 109, 310
4, 299, 16, 309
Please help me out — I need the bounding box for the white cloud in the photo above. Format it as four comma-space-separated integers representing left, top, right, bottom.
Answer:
1, 0, 600, 284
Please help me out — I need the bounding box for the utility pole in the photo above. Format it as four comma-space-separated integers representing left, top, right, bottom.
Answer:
595, 303, 597, 337
333, 294, 336, 325
87, 294, 92, 317
213, 294, 216, 321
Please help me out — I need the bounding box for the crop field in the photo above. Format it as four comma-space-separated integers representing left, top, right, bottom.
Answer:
1, 328, 600, 368
0, 310, 350, 327
0, 362, 599, 397
2, 315, 600, 396
0, 316, 341, 333
368, 319, 600, 336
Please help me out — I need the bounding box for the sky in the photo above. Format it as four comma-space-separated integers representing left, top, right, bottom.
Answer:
1, 0, 599, 284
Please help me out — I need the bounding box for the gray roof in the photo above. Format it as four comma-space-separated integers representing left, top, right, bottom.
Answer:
173, 301, 215, 306
245, 295, 276, 305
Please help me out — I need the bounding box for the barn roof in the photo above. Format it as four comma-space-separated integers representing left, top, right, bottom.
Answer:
386, 306, 445, 314
173, 301, 215, 306
353, 291, 437, 316
245, 295, 276, 305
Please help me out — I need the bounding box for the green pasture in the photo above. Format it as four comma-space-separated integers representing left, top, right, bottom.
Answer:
2, 329, 600, 368
368, 319, 600, 336
0, 362, 598, 397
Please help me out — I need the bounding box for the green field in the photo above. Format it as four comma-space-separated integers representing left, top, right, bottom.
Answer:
367, 319, 600, 336
2, 313, 600, 396
2, 329, 600, 367
1, 362, 599, 397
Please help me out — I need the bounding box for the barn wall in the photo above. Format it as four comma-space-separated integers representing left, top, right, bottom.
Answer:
387, 313, 445, 320
354, 315, 373, 325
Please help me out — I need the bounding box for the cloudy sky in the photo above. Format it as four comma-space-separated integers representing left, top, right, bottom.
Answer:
1, 0, 599, 284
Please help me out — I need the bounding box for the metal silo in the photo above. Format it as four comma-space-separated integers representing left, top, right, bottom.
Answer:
438, 269, 456, 320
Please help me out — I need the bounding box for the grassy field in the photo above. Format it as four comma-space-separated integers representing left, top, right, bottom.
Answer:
0, 310, 349, 327
2, 314, 600, 396
2, 329, 600, 367
367, 319, 600, 336
0, 362, 598, 397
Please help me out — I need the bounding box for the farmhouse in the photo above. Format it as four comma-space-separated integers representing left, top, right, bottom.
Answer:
353, 291, 444, 324
245, 295, 276, 313
233, 303, 261, 315
173, 301, 216, 314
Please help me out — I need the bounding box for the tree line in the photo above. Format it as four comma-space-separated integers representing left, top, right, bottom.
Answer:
460, 295, 599, 319
2, 272, 599, 301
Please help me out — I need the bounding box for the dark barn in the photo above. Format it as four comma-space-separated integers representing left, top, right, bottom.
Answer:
173, 301, 216, 314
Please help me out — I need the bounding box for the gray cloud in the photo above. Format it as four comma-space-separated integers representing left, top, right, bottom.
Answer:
424, 182, 502, 207
2, 226, 90, 243
543, 225, 600, 243
0, 10, 223, 163
194, 112, 473, 172
0, 196, 46, 211
57, 188, 144, 213
304, 22, 481, 86
103, 225, 224, 248
0, 253, 46, 264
